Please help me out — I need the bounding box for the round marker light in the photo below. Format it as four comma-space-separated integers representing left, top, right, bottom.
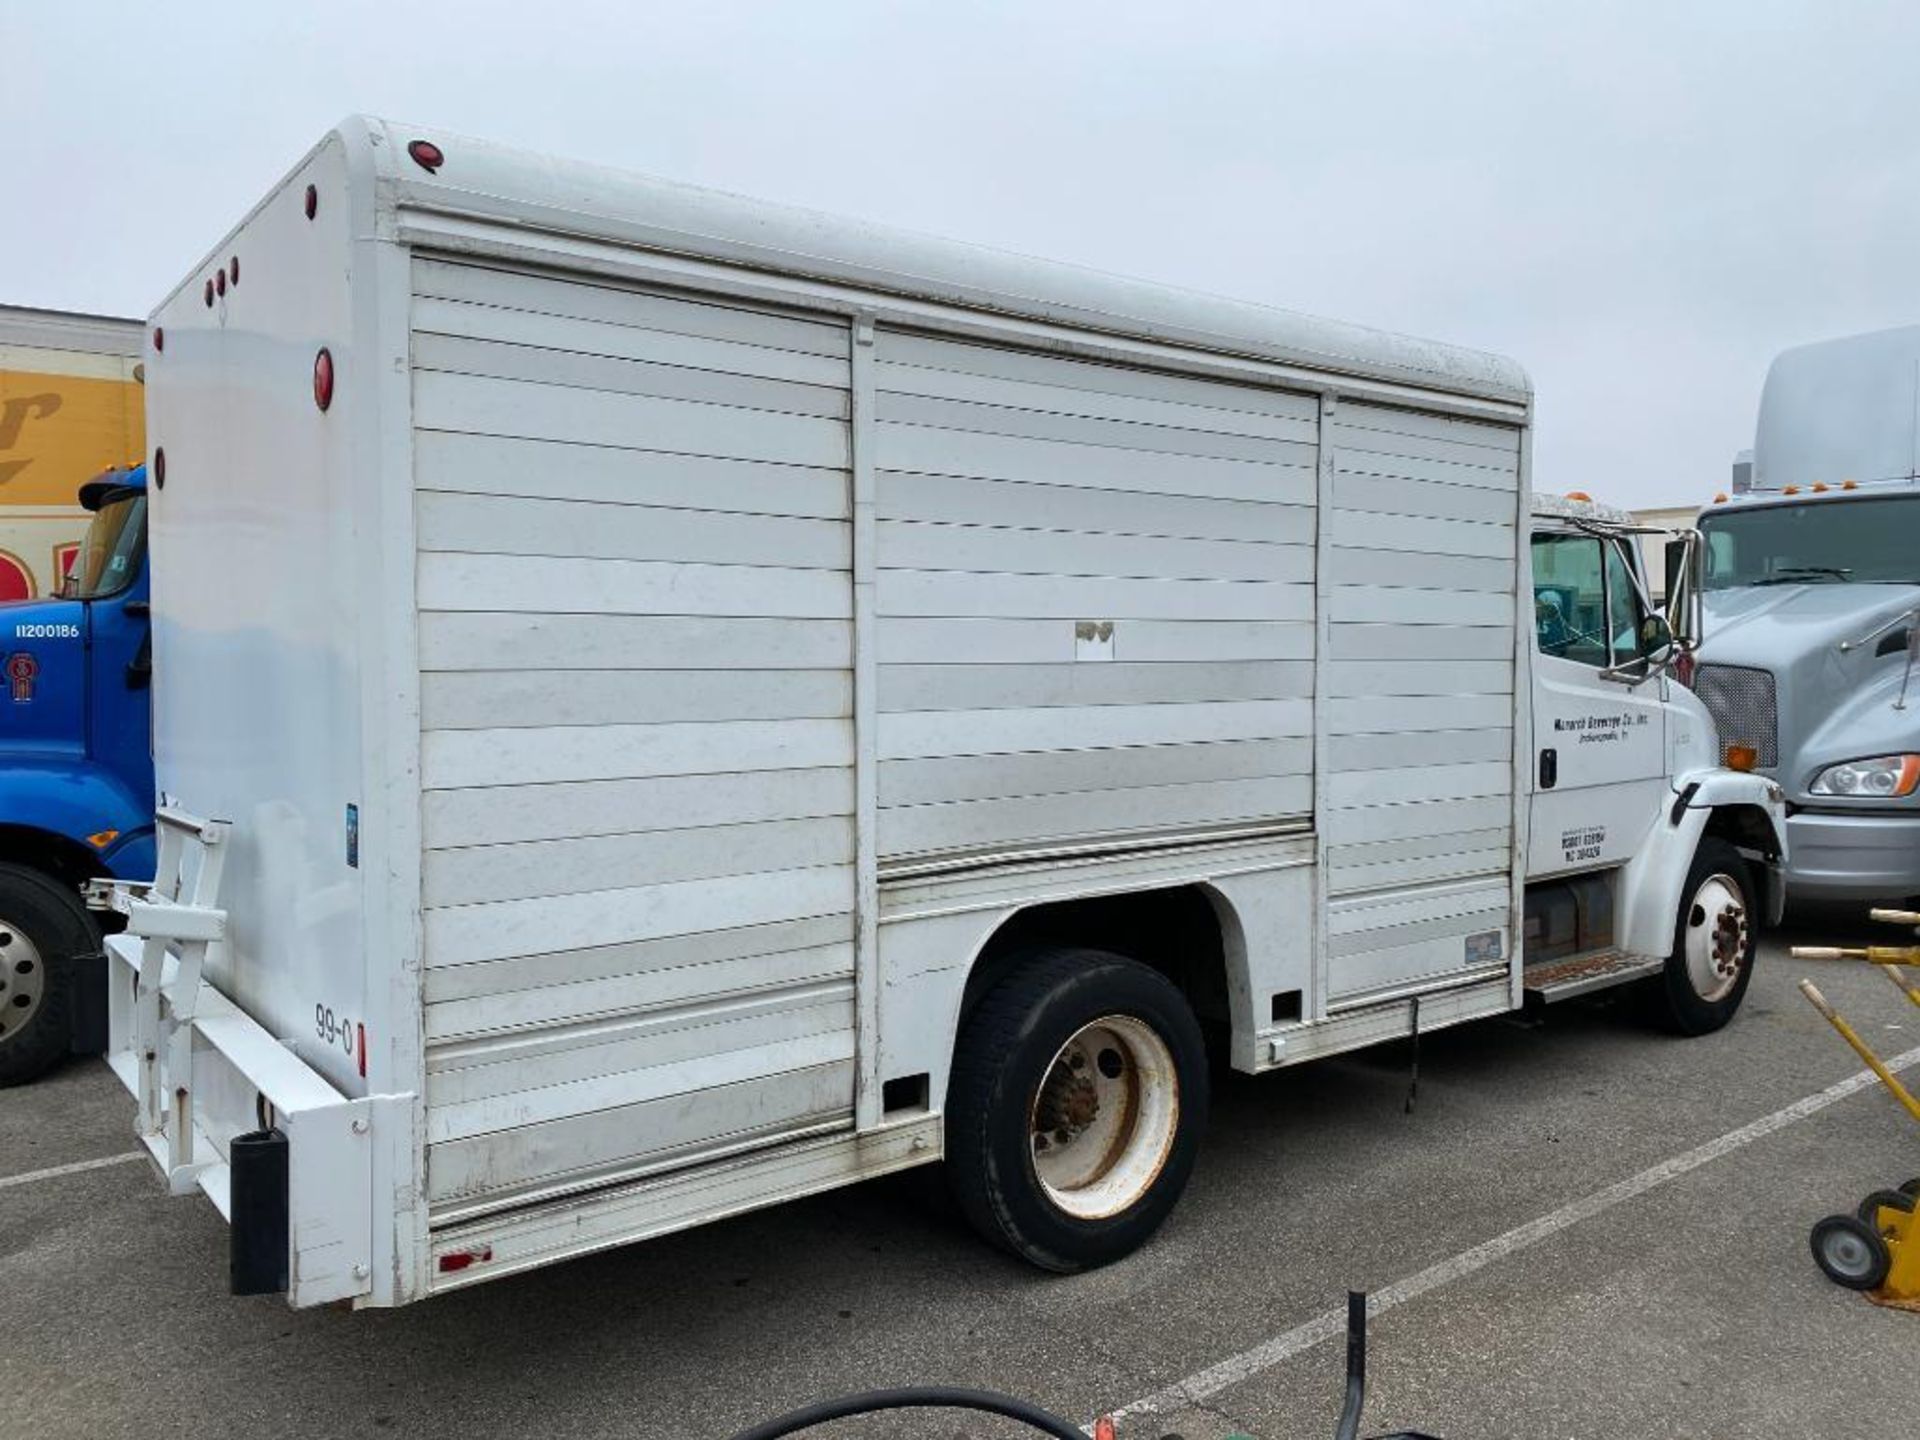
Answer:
152, 327, 163, 353
304, 183, 318, 219
1564, 490, 1592, 502
1842, 479, 1859, 490
1811, 481, 1829, 493
313, 348, 335, 412
1712, 492, 1727, 504
1783, 485, 1800, 495
1724, 743, 1759, 773
408, 139, 445, 173
229, 257, 239, 285
215, 269, 226, 297
204, 279, 214, 308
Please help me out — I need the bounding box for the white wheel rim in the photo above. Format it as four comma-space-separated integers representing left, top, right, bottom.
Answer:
0, 917, 47, 1042
1682, 874, 1748, 1004
1028, 1014, 1179, 1220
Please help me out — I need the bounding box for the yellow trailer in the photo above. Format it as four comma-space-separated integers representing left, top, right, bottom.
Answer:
0, 305, 145, 600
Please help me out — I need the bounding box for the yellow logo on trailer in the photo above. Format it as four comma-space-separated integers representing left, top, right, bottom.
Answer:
0, 369, 145, 501
0, 358, 146, 598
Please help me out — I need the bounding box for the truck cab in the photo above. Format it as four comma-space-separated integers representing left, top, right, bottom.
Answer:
1695, 482, 1919, 903
0, 465, 154, 1084
1693, 325, 1920, 907
1521, 493, 1786, 1024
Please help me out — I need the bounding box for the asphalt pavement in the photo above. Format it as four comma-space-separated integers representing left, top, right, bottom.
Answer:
3, 909, 1915, 1440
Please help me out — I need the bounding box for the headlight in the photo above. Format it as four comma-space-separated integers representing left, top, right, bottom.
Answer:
1808, 754, 1920, 798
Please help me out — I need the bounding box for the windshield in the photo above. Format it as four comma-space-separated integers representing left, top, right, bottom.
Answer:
1699, 495, 1920, 590
63, 491, 147, 600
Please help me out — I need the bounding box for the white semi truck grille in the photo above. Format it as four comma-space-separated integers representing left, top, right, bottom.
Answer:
1694, 664, 1779, 767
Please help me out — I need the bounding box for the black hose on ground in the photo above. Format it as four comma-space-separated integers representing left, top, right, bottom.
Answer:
724, 1386, 1091, 1440
1335, 1291, 1367, 1440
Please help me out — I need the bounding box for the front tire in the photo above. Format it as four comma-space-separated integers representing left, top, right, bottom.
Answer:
945, 948, 1208, 1272
0, 863, 97, 1087
1650, 837, 1756, 1036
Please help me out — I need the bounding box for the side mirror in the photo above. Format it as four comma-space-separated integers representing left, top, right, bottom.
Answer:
1664, 532, 1703, 648
1638, 612, 1674, 665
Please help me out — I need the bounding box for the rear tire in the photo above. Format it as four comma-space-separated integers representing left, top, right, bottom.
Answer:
1650, 837, 1756, 1036
945, 948, 1208, 1272
0, 863, 97, 1087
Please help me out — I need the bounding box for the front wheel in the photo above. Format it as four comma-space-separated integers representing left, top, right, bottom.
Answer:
945, 948, 1208, 1272
0, 863, 98, 1087
1649, 837, 1756, 1036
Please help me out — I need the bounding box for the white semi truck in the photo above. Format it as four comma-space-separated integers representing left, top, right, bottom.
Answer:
103, 119, 1785, 1307
1694, 325, 1920, 905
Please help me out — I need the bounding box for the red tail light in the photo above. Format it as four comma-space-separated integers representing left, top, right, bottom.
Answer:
407, 140, 445, 173
152, 327, 163, 352
304, 183, 318, 219
313, 348, 335, 412
228, 257, 239, 286
437, 1246, 492, 1274
215, 270, 226, 297
203, 279, 214, 308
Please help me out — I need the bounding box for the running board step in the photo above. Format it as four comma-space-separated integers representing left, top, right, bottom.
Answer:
1523, 950, 1664, 1003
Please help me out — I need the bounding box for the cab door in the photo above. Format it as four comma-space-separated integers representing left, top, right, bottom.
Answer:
1527, 529, 1668, 877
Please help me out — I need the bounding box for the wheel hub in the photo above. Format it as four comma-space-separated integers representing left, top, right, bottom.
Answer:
1683, 874, 1748, 1003
1035, 1062, 1100, 1140
1710, 907, 1746, 977
1028, 1016, 1180, 1220
0, 918, 47, 1042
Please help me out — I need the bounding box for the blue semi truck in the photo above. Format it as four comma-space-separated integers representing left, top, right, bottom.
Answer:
0, 464, 153, 1084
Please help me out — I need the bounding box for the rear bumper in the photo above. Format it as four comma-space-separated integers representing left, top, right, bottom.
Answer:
1784, 809, 1920, 903
104, 932, 390, 1305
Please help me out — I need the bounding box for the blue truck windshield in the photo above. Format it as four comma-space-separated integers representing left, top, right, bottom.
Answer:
64, 491, 147, 600
1700, 495, 1920, 589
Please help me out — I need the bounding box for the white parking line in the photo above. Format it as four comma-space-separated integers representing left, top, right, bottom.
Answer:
1109, 1044, 1920, 1423
0, 1151, 144, 1193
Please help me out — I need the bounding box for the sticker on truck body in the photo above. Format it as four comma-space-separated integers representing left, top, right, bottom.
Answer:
5, 652, 37, 702
1465, 930, 1504, 965
1553, 710, 1651, 746
1560, 825, 1607, 863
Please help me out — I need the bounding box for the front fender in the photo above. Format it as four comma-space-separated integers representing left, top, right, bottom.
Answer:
0, 758, 155, 879
1620, 769, 1787, 956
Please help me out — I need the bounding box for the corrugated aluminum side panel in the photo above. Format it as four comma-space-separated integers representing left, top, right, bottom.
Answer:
1322, 401, 1523, 999
871, 330, 1319, 865
409, 258, 856, 1216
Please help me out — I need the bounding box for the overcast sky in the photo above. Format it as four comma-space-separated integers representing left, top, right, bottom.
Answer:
7, 2, 1916, 507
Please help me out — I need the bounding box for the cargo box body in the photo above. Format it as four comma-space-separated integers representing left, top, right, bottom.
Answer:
131, 118, 1533, 1304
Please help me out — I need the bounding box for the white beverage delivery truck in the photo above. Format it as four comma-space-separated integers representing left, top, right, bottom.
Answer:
101, 119, 1786, 1307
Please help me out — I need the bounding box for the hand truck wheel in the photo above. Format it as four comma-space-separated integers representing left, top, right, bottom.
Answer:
1811, 1213, 1892, 1291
